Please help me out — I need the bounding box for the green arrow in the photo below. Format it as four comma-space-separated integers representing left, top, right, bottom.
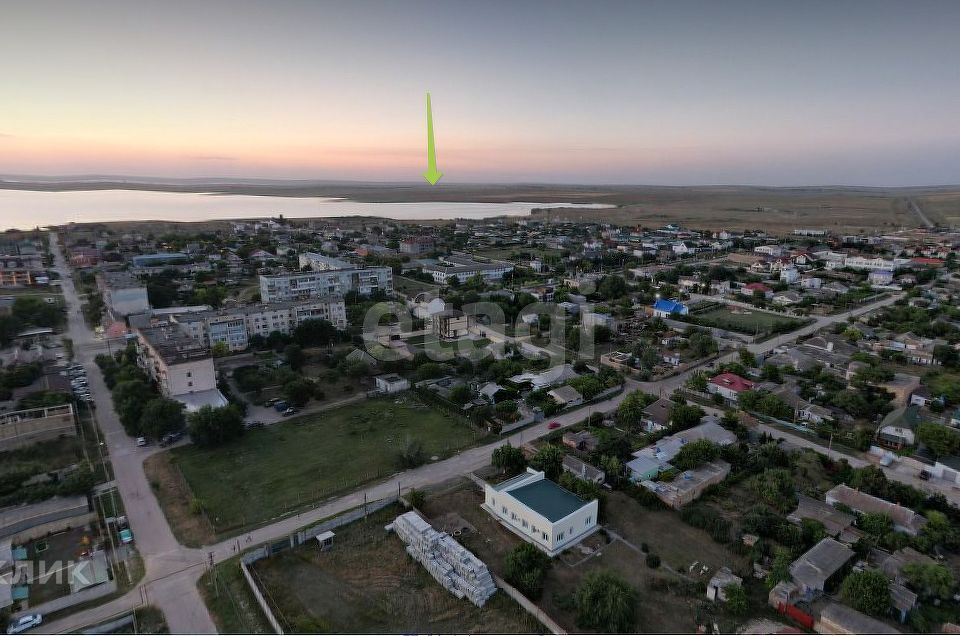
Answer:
423, 92, 442, 185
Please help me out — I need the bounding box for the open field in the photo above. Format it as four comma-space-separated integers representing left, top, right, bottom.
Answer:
158, 397, 489, 539
250, 504, 541, 634
420, 481, 763, 633
393, 275, 440, 296
16, 180, 960, 233
687, 306, 807, 335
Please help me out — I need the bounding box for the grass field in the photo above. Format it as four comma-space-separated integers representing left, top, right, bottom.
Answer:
688, 306, 807, 336
393, 275, 439, 296
166, 397, 489, 537
250, 504, 541, 634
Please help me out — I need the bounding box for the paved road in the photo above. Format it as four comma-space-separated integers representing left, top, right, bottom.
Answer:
39, 239, 906, 634
40, 234, 216, 635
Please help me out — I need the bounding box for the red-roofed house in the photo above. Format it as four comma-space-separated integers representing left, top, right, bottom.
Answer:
910, 257, 944, 268
741, 282, 773, 299
708, 372, 755, 402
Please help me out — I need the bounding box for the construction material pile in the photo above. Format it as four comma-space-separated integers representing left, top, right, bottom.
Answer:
388, 510, 497, 607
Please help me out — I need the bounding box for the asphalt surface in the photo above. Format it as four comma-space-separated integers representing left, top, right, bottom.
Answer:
38, 236, 911, 634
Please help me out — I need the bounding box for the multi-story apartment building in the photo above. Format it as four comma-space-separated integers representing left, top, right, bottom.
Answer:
97, 271, 151, 317
297, 252, 352, 271
259, 267, 392, 302
134, 323, 226, 411
173, 298, 347, 351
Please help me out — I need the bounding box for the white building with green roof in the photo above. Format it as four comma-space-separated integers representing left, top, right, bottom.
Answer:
482, 468, 598, 556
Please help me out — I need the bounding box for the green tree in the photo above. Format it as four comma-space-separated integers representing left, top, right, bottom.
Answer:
283, 378, 315, 407
293, 318, 338, 347
211, 341, 230, 357
751, 468, 796, 512
283, 343, 305, 371
859, 512, 893, 538
112, 379, 155, 435
724, 584, 748, 614
841, 570, 890, 616
916, 422, 960, 458
903, 563, 955, 599
492, 443, 527, 475
616, 390, 653, 428
398, 438, 425, 468
574, 571, 638, 633
187, 405, 245, 448
138, 398, 186, 440
766, 547, 793, 589
686, 371, 708, 392
671, 439, 721, 470
504, 543, 552, 599
738, 348, 756, 367
449, 385, 472, 405
669, 402, 705, 430
530, 444, 565, 481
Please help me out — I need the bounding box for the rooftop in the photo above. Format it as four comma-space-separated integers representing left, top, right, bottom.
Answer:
505, 477, 590, 522
138, 324, 211, 365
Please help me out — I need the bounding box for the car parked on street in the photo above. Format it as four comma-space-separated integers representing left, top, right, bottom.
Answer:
7, 614, 42, 635
548, 421, 561, 429
282, 407, 297, 417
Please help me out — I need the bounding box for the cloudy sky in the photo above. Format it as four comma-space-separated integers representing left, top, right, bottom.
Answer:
2, 0, 959, 185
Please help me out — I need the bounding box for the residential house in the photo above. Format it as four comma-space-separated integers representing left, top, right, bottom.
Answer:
562, 431, 598, 453
548, 385, 584, 408
788, 538, 854, 600
708, 372, 755, 402
561, 455, 605, 484
825, 485, 926, 536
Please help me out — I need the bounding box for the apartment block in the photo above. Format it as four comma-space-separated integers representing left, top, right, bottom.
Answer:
259, 267, 392, 302
173, 298, 347, 351
134, 323, 226, 412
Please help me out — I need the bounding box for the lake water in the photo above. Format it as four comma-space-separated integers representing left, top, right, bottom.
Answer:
0, 188, 613, 230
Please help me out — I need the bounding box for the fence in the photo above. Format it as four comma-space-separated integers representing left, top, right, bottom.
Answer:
493, 575, 567, 635
14, 579, 118, 619
240, 561, 284, 635
237, 496, 402, 634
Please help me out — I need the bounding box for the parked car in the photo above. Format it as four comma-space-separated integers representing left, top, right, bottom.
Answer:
136, 437, 148, 447
282, 407, 297, 417
7, 614, 42, 635
244, 421, 265, 429
547, 421, 561, 430
273, 401, 289, 412
263, 398, 279, 407
920, 470, 931, 481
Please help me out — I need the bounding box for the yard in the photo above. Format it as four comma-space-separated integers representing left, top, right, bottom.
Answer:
420, 481, 762, 633
154, 397, 490, 541
687, 306, 807, 336
249, 504, 541, 634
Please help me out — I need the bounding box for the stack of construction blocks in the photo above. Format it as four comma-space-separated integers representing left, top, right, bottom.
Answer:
388, 510, 497, 607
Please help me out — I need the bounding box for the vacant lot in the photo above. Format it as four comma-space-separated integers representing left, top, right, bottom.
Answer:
162, 397, 489, 538
421, 482, 756, 633
689, 306, 806, 336
393, 275, 439, 296
251, 505, 540, 634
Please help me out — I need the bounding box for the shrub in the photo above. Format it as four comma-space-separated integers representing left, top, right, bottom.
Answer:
645, 553, 660, 568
